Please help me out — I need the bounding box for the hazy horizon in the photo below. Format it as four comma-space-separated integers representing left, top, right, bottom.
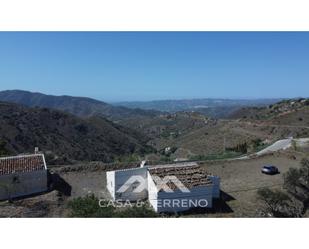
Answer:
0, 32, 309, 101
0, 89, 303, 104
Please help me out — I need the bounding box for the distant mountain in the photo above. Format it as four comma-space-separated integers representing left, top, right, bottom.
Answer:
114, 98, 281, 118
0, 90, 161, 121
0, 101, 153, 164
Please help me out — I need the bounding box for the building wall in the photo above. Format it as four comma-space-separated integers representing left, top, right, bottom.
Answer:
147, 171, 158, 212
149, 182, 214, 213
208, 175, 220, 198
0, 170, 48, 201
106, 171, 115, 200
106, 167, 148, 201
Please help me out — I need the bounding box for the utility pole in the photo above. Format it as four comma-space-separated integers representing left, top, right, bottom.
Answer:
223, 135, 226, 153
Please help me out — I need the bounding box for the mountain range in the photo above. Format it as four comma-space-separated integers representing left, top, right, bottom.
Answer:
0, 90, 161, 121
0, 101, 153, 164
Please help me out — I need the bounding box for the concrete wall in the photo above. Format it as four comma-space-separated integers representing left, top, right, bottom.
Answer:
106, 167, 148, 201
0, 170, 48, 201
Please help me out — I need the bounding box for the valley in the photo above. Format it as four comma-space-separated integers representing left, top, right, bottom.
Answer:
0, 90, 308, 218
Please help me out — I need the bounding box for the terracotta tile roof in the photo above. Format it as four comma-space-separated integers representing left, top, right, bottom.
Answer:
148, 162, 198, 169
148, 164, 212, 191
0, 154, 46, 176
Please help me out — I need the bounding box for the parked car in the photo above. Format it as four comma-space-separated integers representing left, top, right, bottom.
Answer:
261, 165, 279, 175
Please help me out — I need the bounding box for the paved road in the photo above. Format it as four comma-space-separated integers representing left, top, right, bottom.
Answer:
255, 137, 293, 156
236, 137, 294, 160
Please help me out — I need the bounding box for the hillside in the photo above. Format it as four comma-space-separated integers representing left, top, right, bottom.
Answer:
122, 111, 217, 139
229, 98, 309, 122
0, 102, 153, 164
0, 90, 161, 121
123, 100, 309, 160
122, 111, 260, 158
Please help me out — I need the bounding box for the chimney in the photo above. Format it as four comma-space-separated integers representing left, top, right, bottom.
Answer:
140, 160, 147, 168
34, 147, 39, 154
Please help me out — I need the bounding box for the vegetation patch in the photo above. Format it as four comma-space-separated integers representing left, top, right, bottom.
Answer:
189, 151, 243, 161
68, 195, 159, 218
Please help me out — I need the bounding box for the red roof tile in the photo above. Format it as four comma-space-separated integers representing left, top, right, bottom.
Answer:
0, 154, 46, 176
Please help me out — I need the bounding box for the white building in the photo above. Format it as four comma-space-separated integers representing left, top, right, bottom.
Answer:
0, 154, 48, 201
106, 162, 220, 213
106, 167, 148, 201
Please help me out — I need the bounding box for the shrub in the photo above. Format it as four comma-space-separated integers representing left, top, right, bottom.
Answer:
68, 195, 115, 217
257, 188, 302, 217
226, 142, 248, 154
68, 195, 158, 218
117, 205, 159, 218
284, 159, 309, 209
251, 138, 263, 149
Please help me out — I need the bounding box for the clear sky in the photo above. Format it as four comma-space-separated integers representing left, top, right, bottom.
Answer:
0, 32, 308, 102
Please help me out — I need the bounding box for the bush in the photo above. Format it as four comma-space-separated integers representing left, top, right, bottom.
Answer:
284, 159, 309, 209
117, 205, 159, 218
68, 195, 115, 217
226, 142, 248, 154
257, 188, 302, 217
68, 195, 158, 218
251, 138, 263, 150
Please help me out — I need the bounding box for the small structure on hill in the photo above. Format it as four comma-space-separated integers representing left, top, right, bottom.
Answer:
0, 154, 48, 200
106, 161, 220, 213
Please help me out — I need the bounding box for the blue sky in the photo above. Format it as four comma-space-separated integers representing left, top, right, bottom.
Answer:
0, 32, 308, 102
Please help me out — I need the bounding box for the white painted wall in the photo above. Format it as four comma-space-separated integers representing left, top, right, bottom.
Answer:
0, 170, 48, 201
106, 171, 115, 200
152, 185, 214, 213
147, 171, 158, 212
106, 167, 148, 201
